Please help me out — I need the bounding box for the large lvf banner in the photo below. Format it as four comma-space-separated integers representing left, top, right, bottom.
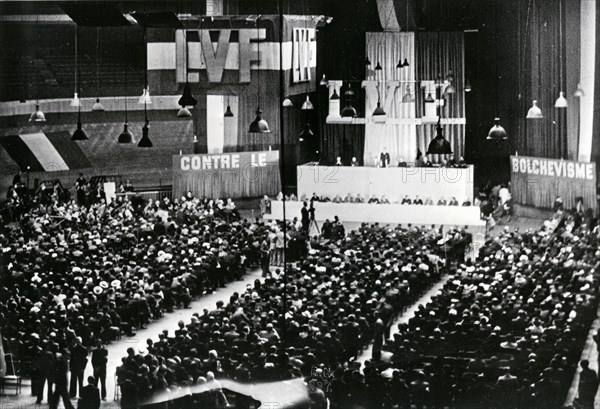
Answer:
148, 15, 318, 85
510, 156, 597, 211
172, 151, 280, 199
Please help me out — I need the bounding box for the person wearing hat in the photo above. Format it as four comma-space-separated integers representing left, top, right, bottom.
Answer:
78, 377, 100, 409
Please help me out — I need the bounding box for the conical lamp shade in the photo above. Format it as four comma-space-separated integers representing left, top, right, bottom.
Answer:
375, 61, 382, 71
249, 109, 270, 133
330, 89, 340, 100
319, 74, 327, 86
424, 93, 435, 103
299, 123, 314, 141
445, 83, 456, 95
402, 58, 410, 68
554, 91, 568, 108
224, 105, 234, 117
340, 85, 357, 117
427, 123, 452, 155
118, 123, 134, 144
29, 104, 46, 122
177, 107, 192, 118
92, 98, 105, 112
138, 87, 152, 104
365, 57, 371, 66
464, 79, 472, 93
282, 98, 294, 107
372, 101, 386, 116
138, 123, 152, 148
71, 121, 88, 141
301, 95, 314, 110
574, 83, 584, 98
396, 59, 403, 69
487, 118, 507, 140
70, 92, 81, 107
526, 100, 543, 119
178, 83, 197, 107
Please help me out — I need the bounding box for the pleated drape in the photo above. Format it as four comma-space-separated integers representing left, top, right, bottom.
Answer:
363, 32, 417, 165
322, 124, 366, 165
415, 32, 466, 161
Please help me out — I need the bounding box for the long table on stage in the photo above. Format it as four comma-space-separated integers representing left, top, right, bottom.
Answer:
297, 164, 474, 204
265, 200, 484, 227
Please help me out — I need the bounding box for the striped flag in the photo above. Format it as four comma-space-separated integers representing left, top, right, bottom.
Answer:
0, 131, 91, 172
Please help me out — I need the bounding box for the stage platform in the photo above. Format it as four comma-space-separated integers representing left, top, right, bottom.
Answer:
297, 164, 474, 204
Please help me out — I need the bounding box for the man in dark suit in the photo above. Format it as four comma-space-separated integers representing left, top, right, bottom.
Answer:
380, 147, 391, 168
301, 202, 309, 235
50, 352, 75, 409
91, 342, 108, 400
69, 337, 88, 398
78, 377, 101, 409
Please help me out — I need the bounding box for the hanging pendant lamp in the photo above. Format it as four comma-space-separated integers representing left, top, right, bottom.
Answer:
224, 103, 234, 117
138, 121, 152, 148
444, 83, 456, 95
138, 87, 152, 105
177, 83, 197, 118
282, 97, 293, 107
424, 93, 435, 103
330, 89, 340, 100
92, 28, 104, 112
372, 83, 386, 116
319, 74, 327, 86
71, 92, 81, 107
396, 59, 403, 69
249, 16, 270, 133
249, 109, 270, 133
118, 123, 134, 144
375, 61, 382, 71
365, 57, 371, 66
464, 79, 472, 93
487, 117, 507, 140
118, 30, 134, 144
526, 100, 543, 119
71, 26, 87, 140
402, 58, 410, 68
340, 84, 357, 117
301, 95, 314, 110
554, 91, 568, 108
427, 121, 452, 155
71, 121, 88, 141
92, 98, 105, 112
574, 83, 584, 97
177, 107, 192, 118
299, 123, 314, 142
30, 104, 46, 122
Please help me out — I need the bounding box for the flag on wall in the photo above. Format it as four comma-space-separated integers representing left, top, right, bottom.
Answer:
0, 131, 92, 172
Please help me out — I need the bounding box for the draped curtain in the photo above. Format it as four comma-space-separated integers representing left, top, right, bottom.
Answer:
322, 124, 365, 165
415, 32, 466, 161
363, 32, 417, 165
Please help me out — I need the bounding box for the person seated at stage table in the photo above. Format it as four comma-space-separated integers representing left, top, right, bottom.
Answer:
424, 197, 434, 205
368, 195, 380, 204
380, 147, 391, 168
380, 195, 391, 204
448, 196, 459, 206
344, 193, 355, 203
277, 192, 284, 201
332, 194, 344, 203
413, 195, 424, 205
286, 193, 298, 201
260, 195, 272, 215
310, 192, 320, 203
401, 195, 412, 205
335, 156, 343, 166
456, 156, 467, 167
418, 155, 432, 167
437, 196, 447, 206
299, 193, 307, 202
350, 157, 359, 167
321, 195, 331, 202
355, 194, 365, 203
447, 154, 457, 167
397, 157, 408, 167
462, 198, 472, 206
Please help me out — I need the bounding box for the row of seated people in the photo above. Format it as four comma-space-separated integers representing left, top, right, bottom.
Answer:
332, 153, 468, 168
115, 223, 456, 409
276, 192, 473, 206
0, 189, 275, 402
352, 210, 600, 409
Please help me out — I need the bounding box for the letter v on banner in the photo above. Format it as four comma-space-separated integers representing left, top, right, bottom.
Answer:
382, 81, 400, 113
201, 29, 231, 83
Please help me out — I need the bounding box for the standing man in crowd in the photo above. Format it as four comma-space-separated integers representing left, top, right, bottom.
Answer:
78, 377, 101, 409
578, 360, 598, 409
69, 337, 88, 398
50, 351, 74, 409
91, 341, 108, 401
301, 202, 310, 236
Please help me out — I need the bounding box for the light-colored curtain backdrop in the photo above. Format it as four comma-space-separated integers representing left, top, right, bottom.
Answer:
415, 32, 466, 161
364, 32, 417, 166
